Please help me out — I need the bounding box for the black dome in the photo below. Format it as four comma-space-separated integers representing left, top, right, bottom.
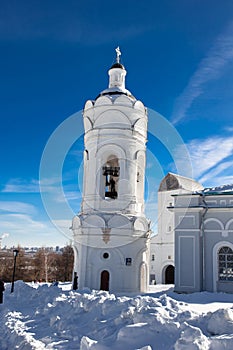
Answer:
110, 62, 125, 69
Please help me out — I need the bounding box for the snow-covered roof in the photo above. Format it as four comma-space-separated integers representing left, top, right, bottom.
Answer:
158, 172, 203, 192
203, 184, 233, 194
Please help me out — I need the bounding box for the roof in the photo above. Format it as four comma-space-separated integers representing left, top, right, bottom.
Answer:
110, 62, 125, 70
95, 89, 135, 101
158, 172, 203, 192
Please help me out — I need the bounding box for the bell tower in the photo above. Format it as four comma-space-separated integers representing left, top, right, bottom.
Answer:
72, 48, 151, 293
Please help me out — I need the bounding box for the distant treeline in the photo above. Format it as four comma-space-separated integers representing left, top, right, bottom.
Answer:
0, 245, 74, 282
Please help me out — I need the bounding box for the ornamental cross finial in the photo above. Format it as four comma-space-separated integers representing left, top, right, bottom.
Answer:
115, 46, 121, 63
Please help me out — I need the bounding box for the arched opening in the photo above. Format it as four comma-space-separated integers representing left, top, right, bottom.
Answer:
218, 246, 233, 282
100, 270, 110, 291
165, 265, 174, 284
102, 156, 120, 199
213, 241, 233, 292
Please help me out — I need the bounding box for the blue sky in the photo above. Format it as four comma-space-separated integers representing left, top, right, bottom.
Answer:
1, 0, 233, 247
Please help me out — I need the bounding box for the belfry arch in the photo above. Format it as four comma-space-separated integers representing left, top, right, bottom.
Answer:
102, 155, 120, 199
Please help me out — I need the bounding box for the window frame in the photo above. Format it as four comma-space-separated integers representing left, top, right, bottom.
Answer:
218, 246, 233, 282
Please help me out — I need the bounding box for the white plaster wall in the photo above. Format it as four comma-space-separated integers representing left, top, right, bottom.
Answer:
82, 99, 147, 215
150, 190, 175, 284
73, 228, 150, 293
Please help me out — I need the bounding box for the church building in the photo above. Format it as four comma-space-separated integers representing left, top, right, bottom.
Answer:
150, 173, 203, 285
71, 49, 151, 293
172, 185, 233, 293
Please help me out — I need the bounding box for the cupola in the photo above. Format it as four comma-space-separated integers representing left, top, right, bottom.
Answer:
108, 47, 126, 90
97, 47, 135, 100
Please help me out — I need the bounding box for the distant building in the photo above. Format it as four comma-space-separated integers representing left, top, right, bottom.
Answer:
172, 185, 233, 293
150, 173, 203, 285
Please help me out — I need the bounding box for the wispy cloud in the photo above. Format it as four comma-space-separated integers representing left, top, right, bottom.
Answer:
0, 201, 37, 215
171, 22, 233, 124
198, 161, 233, 185
224, 126, 233, 132
2, 178, 40, 193
0, 213, 70, 247
2, 177, 62, 193
175, 135, 233, 186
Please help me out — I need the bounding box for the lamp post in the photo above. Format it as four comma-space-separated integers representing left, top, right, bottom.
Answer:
11, 249, 19, 293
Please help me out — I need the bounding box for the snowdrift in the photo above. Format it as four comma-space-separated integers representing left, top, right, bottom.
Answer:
0, 281, 233, 349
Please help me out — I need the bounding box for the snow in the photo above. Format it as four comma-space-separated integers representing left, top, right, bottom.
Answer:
0, 282, 233, 349
203, 184, 233, 193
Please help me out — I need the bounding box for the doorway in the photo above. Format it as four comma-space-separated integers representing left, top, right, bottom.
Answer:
100, 270, 110, 291
165, 265, 174, 284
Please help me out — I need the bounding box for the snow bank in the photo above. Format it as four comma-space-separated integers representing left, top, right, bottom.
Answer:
207, 308, 233, 335
0, 282, 233, 349
175, 323, 210, 350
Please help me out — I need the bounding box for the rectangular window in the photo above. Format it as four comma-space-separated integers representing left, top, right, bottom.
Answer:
126, 258, 132, 266
150, 274, 156, 284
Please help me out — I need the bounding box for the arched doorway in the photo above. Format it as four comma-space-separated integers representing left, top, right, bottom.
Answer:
100, 270, 110, 291
165, 265, 174, 284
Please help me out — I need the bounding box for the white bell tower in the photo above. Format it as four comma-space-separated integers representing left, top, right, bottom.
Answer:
72, 48, 151, 293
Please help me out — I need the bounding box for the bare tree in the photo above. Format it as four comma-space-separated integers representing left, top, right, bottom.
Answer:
60, 246, 74, 281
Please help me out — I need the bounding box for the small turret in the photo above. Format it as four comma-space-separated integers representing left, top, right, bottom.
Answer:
98, 47, 134, 99
108, 47, 126, 90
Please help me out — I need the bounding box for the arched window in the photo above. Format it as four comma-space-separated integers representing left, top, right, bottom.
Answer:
218, 246, 233, 281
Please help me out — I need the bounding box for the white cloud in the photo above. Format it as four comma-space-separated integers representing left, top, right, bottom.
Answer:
2, 178, 40, 193
175, 135, 233, 186
206, 175, 233, 187
0, 201, 37, 215
1, 213, 45, 230
171, 21, 233, 124
224, 126, 233, 132
64, 191, 82, 202
199, 161, 233, 184
2, 177, 62, 193
188, 136, 233, 179
0, 213, 70, 247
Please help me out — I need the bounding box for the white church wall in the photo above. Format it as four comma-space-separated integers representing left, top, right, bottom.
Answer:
79, 237, 149, 293
150, 190, 175, 284
150, 173, 203, 286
